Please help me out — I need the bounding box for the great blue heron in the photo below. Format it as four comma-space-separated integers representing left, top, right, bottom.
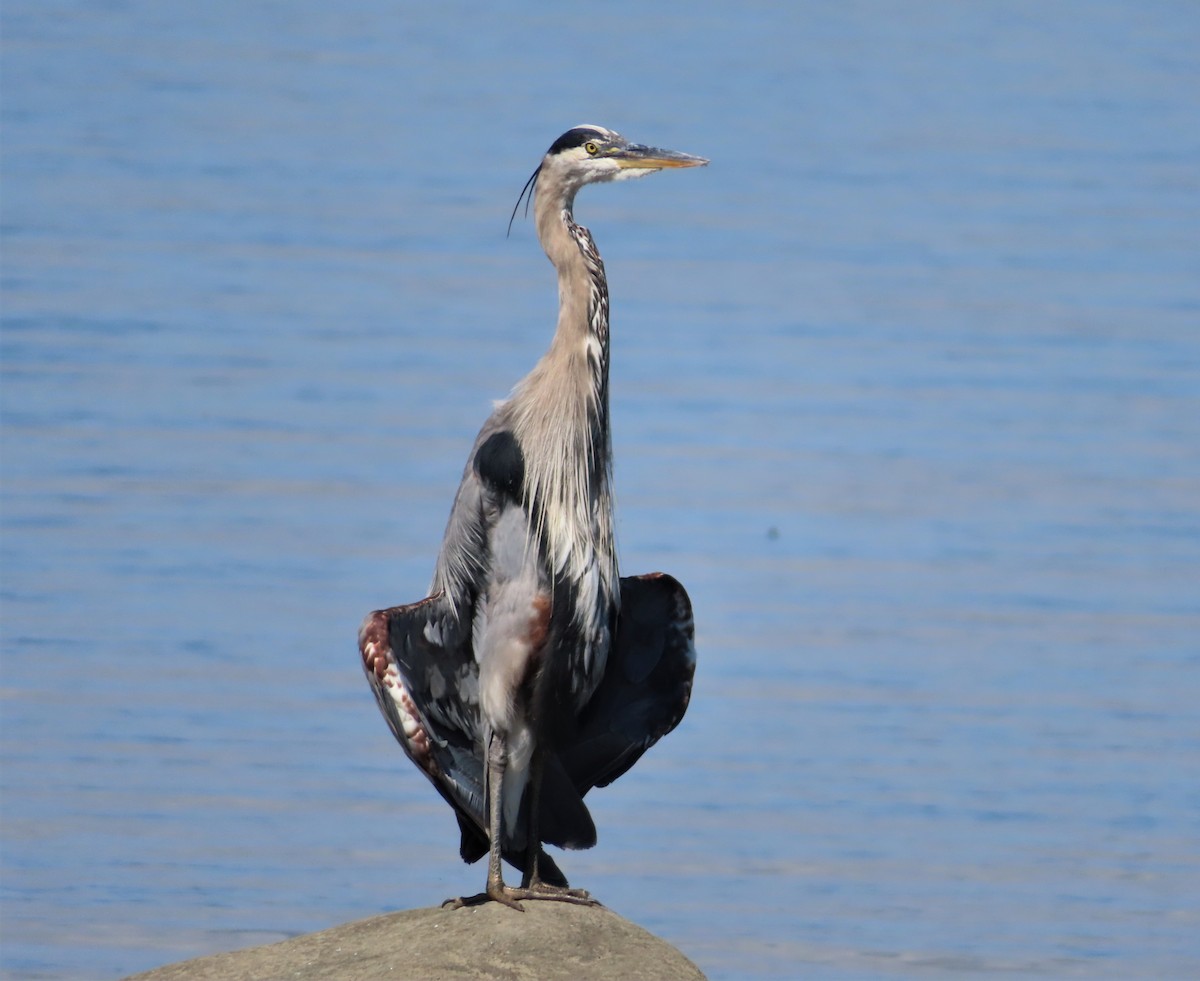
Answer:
359, 125, 706, 909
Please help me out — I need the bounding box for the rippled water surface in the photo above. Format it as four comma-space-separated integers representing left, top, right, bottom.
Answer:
3, 3, 1199, 979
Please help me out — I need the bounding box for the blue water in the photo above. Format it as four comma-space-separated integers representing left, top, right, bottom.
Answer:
3, 2, 1199, 978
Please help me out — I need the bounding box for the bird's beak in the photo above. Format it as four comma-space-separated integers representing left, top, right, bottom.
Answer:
612, 144, 709, 170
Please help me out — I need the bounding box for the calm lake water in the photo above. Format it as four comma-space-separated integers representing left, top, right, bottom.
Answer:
3, 2, 1199, 978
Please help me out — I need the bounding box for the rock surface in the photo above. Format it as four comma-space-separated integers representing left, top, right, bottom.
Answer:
122, 902, 707, 981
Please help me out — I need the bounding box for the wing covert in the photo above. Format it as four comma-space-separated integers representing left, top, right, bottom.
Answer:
561, 572, 696, 793
359, 594, 485, 827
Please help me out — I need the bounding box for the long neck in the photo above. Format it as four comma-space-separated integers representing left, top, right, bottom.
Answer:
535, 191, 610, 408
507, 182, 616, 591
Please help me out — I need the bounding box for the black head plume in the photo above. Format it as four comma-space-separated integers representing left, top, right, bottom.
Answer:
507, 163, 541, 238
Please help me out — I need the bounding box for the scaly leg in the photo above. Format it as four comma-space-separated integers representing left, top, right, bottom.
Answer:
516, 748, 595, 905
445, 737, 595, 910
443, 731, 524, 910
483, 730, 526, 910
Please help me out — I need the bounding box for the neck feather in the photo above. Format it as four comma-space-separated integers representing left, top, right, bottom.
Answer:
506, 179, 616, 591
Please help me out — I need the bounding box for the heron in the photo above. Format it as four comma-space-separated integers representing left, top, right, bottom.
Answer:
359, 125, 706, 909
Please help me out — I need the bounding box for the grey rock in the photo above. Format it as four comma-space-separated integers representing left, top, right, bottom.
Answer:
122, 902, 707, 981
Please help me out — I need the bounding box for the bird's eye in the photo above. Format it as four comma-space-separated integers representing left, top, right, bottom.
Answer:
585, 142, 598, 155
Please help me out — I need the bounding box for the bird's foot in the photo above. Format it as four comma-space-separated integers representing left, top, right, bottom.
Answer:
440, 883, 530, 911
439, 889, 521, 911
510, 880, 598, 906
488, 882, 530, 911
441, 882, 597, 911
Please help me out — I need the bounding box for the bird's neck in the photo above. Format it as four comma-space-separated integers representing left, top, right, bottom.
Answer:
523, 194, 611, 439
507, 193, 617, 595
538, 200, 610, 384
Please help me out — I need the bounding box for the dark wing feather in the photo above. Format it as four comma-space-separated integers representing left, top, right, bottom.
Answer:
359, 595, 484, 828
561, 572, 696, 794
361, 594, 577, 885
537, 752, 598, 849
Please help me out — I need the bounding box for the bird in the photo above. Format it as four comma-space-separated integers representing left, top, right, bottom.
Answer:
359, 125, 705, 910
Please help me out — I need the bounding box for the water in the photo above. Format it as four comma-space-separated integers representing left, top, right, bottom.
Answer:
3, 2, 1199, 978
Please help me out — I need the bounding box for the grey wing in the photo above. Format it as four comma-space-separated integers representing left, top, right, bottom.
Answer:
360, 595, 577, 879
360, 411, 559, 862
359, 593, 486, 833
560, 572, 697, 794
358, 411, 513, 823
429, 412, 515, 609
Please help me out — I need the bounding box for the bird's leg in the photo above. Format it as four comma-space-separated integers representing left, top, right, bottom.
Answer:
484, 730, 526, 911
519, 746, 545, 889
516, 747, 595, 905
445, 737, 594, 910
443, 730, 525, 911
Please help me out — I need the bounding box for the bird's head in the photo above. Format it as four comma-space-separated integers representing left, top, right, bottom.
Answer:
509, 125, 708, 233
542, 125, 708, 185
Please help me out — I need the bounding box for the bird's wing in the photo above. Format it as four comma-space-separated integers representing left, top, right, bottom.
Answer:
358, 413, 514, 825
359, 594, 485, 828
361, 595, 581, 875
560, 572, 697, 793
